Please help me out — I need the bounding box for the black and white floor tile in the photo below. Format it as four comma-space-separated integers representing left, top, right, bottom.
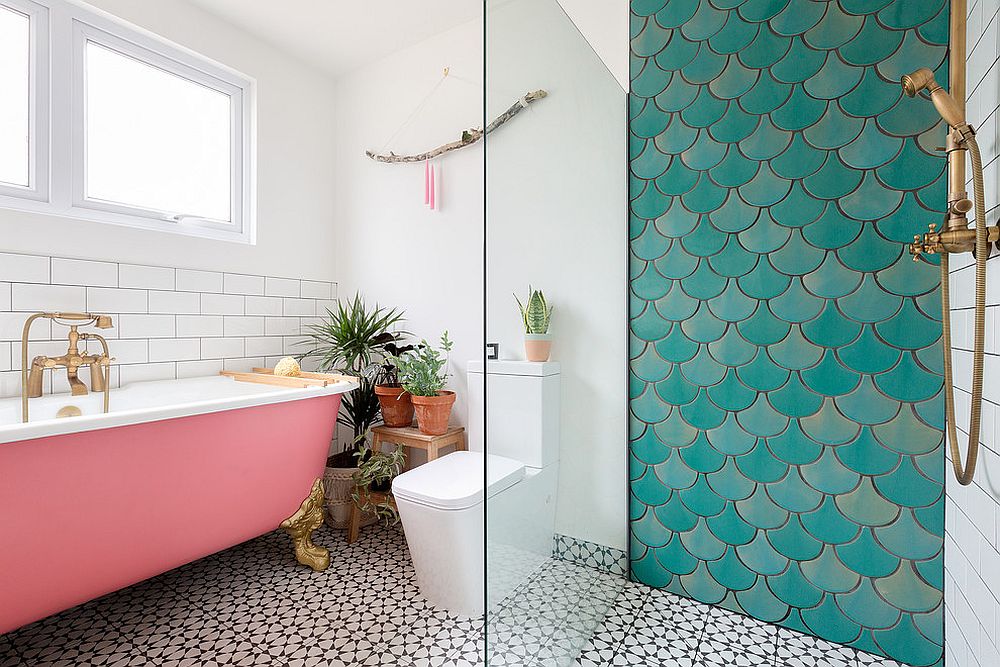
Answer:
0, 525, 909, 667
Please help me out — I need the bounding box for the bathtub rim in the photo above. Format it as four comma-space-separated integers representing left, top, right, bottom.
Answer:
0, 375, 357, 445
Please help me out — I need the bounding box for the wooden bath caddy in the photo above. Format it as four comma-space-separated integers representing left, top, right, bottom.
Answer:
220, 367, 356, 388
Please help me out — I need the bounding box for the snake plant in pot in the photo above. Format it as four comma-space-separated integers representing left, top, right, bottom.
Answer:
516, 287, 553, 362
391, 332, 455, 435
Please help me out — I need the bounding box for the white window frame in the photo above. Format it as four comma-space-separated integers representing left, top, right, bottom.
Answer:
0, 0, 257, 244
0, 0, 49, 203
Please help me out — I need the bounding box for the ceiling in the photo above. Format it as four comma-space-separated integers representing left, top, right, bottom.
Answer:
184, 0, 483, 77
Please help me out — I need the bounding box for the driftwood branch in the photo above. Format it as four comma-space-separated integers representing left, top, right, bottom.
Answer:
365, 89, 548, 164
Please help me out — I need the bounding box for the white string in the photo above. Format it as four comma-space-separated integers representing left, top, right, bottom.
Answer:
378, 70, 450, 154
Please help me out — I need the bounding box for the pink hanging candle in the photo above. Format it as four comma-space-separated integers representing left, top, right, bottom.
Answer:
429, 163, 436, 210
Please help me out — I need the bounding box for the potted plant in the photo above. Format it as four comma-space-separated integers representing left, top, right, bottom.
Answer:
516, 286, 553, 362
351, 444, 405, 526
392, 332, 455, 436
374, 341, 418, 428
298, 293, 407, 528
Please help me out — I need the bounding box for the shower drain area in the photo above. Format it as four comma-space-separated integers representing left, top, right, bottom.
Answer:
0, 526, 904, 666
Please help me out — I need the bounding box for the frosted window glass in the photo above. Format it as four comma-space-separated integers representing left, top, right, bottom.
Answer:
0, 5, 30, 188
85, 42, 232, 222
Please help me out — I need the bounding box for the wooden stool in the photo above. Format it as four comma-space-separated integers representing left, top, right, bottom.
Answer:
345, 426, 466, 544
347, 487, 396, 544
371, 425, 467, 464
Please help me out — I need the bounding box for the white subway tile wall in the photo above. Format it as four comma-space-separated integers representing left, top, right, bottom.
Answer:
0, 251, 336, 398
948, 3, 1000, 666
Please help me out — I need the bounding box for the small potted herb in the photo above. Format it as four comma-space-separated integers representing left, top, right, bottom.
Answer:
351, 444, 406, 525
516, 287, 553, 362
392, 332, 455, 435
374, 341, 418, 428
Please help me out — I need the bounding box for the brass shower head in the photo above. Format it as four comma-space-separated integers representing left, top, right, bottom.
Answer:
901, 67, 972, 136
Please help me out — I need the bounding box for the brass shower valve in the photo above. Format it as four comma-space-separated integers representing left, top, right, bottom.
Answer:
909, 222, 1000, 259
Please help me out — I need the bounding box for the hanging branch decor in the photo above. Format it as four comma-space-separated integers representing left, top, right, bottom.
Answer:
365, 90, 549, 164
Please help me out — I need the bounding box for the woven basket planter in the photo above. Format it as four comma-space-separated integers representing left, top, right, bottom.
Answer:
322, 466, 377, 530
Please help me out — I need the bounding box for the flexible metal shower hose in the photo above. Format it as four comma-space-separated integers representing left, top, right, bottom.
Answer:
940, 134, 987, 486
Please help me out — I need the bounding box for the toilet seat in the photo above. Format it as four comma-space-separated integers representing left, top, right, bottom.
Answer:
392, 451, 524, 511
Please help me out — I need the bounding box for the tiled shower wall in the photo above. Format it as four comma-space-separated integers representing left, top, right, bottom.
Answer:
628, 1, 948, 666
0, 251, 336, 398
944, 2, 1000, 666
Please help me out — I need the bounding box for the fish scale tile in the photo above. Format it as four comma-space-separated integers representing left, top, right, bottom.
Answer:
628, 1, 946, 666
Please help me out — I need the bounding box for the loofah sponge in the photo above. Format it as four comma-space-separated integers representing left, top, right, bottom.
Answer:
274, 356, 301, 377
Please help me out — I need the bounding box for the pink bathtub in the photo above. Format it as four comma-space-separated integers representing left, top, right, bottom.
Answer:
0, 375, 353, 634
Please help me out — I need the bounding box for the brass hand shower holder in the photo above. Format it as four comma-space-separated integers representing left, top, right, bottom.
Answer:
902, 66, 997, 485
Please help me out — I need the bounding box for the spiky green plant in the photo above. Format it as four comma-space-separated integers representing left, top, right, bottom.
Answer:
515, 286, 553, 334
297, 293, 408, 465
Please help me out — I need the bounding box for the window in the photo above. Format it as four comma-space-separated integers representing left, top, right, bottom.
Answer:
0, 0, 255, 243
0, 0, 47, 200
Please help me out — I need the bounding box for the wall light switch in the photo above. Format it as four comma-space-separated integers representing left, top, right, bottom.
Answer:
486, 343, 499, 360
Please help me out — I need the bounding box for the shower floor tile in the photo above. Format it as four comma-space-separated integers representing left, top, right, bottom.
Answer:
1, 525, 905, 666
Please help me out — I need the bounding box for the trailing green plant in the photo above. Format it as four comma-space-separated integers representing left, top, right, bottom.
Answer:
297, 293, 408, 466
351, 443, 406, 526
391, 332, 453, 397
515, 286, 553, 335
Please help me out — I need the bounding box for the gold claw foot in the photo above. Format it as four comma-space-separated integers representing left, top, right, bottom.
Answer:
280, 479, 330, 572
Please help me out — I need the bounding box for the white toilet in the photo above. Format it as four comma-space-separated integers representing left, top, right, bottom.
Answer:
392, 360, 560, 617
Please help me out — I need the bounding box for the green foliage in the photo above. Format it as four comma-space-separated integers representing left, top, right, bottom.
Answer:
515, 286, 553, 334
297, 293, 408, 460
391, 332, 453, 397
351, 444, 406, 526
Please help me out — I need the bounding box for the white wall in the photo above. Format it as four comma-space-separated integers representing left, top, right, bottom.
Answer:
556, 0, 629, 91
0, 0, 339, 283
332, 21, 485, 443
946, 1, 1000, 665
486, 0, 627, 551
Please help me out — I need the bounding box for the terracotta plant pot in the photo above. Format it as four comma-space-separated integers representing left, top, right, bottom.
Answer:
375, 384, 414, 428
410, 391, 457, 436
524, 334, 552, 362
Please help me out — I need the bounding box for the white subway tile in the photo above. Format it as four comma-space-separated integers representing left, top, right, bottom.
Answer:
315, 299, 337, 315
223, 273, 265, 296
0, 313, 49, 341
223, 316, 265, 337
283, 298, 315, 316
265, 277, 299, 297
201, 337, 244, 359
245, 336, 284, 357
87, 287, 147, 314
245, 296, 283, 316
120, 362, 176, 386
149, 290, 200, 315
148, 338, 201, 362
300, 280, 332, 299
0, 342, 10, 371
117, 315, 175, 339
265, 317, 300, 336
176, 269, 223, 293
176, 359, 224, 378
11, 284, 87, 312
119, 264, 174, 290
51, 258, 117, 287
108, 339, 148, 365
223, 357, 264, 372
177, 315, 224, 337
282, 336, 309, 355
0, 282, 9, 311
0, 252, 49, 283
201, 293, 244, 315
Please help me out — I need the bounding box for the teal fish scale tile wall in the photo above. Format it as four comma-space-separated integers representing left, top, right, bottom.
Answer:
627, 1, 948, 666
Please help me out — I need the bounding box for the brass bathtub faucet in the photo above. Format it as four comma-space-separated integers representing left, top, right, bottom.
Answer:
21, 313, 115, 423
